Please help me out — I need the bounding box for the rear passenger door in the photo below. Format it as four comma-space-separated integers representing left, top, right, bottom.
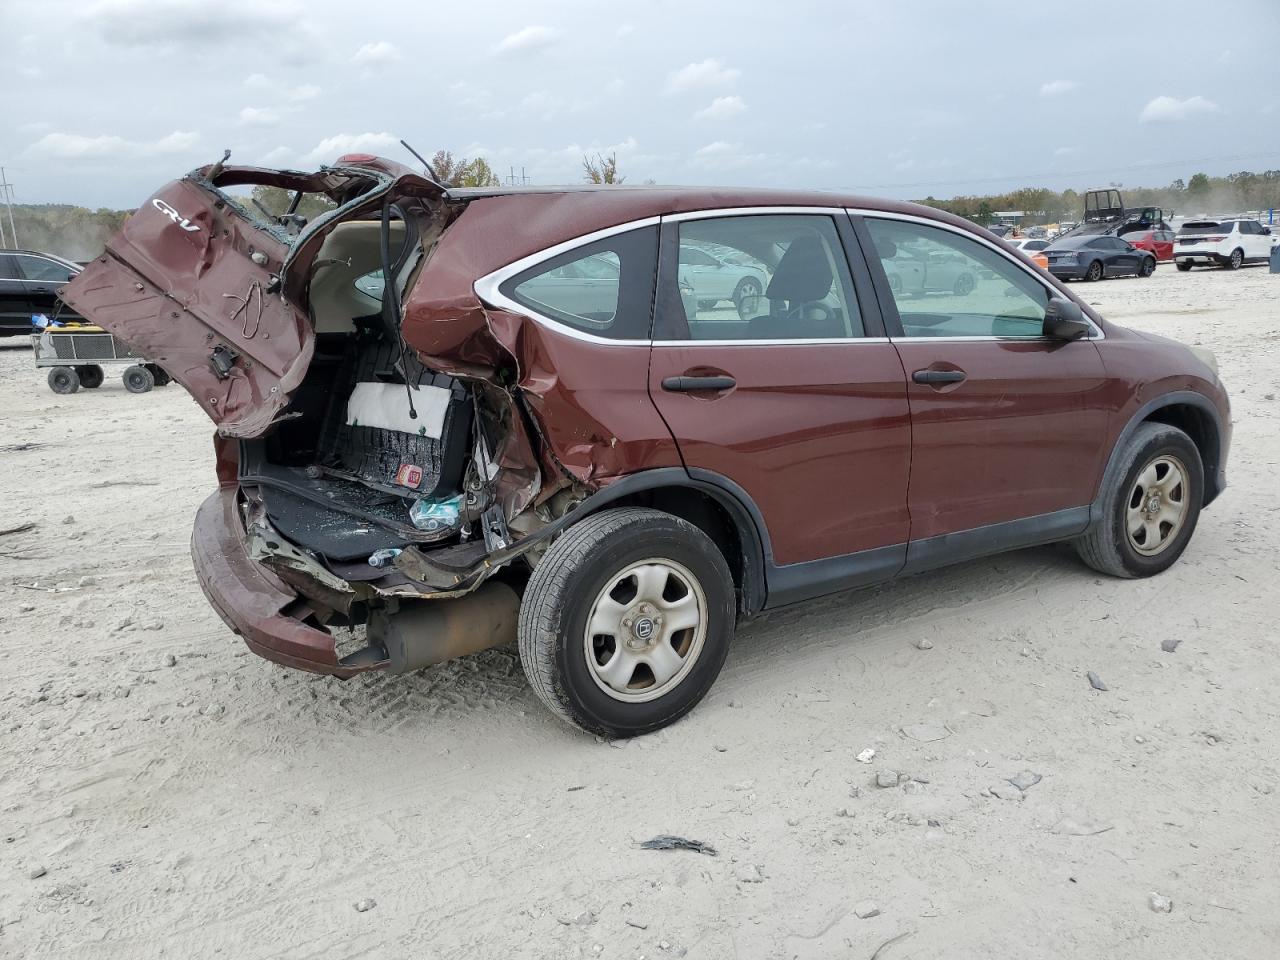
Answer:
648, 210, 912, 602
856, 214, 1109, 564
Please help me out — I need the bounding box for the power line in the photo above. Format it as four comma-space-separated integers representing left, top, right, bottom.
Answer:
0, 167, 17, 247
852, 151, 1280, 192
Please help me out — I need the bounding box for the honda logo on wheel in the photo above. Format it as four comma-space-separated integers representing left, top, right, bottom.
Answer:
152, 198, 201, 233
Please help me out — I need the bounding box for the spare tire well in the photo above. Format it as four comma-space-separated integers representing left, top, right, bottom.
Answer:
1142, 403, 1220, 504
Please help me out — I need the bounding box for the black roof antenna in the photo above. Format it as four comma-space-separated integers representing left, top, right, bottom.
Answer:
400, 139, 446, 189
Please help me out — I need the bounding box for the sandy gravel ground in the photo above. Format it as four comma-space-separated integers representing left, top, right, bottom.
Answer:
1, 263, 1277, 959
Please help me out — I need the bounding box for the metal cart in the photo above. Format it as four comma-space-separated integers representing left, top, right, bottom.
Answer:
30, 327, 172, 394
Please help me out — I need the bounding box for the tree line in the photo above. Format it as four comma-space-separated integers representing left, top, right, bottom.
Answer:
9, 164, 1276, 262
919, 169, 1280, 226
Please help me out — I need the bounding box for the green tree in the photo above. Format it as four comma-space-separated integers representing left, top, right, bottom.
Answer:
582, 152, 624, 184
1186, 172, 1210, 197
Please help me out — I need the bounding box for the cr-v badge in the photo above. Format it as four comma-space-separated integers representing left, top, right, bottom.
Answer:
152, 198, 201, 232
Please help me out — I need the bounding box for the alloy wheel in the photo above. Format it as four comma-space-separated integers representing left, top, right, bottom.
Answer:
1126, 455, 1188, 556
583, 558, 708, 702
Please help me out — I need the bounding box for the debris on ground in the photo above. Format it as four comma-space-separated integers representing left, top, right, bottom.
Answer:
353, 898, 376, 912
28, 865, 47, 880
875, 771, 901, 788
638, 835, 717, 856
1148, 892, 1173, 913
0, 522, 36, 537
870, 930, 914, 959
915, 639, 934, 650
1161, 638, 1182, 653
1051, 817, 1113, 836
735, 863, 765, 883
989, 784, 1025, 802
1007, 770, 1042, 792
854, 900, 881, 919
162, 654, 176, 668
1087, 671, 1109, 691
856, 747, 876, 763
901, 723, 951, 742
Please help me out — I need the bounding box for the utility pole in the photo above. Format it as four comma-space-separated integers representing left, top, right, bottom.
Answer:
0, 167, 17, 248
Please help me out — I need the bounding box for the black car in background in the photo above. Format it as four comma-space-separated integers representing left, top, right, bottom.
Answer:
1043, 234, 1157, 282
0, 249, 83, 335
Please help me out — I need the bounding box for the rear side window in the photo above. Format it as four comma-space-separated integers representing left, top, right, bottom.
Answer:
660, 214, 864, 341
866, 217, 1049, 338
16, 255, 75, 283
502, 226, 658, 340
0, 255, 18, 281
1179, 222, 1222, 235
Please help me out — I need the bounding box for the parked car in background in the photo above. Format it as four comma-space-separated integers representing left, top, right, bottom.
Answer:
1174, 219, 1273, 271
1124, 224, 1177, 262
59, 156, 1231, 737
1044, 235, 1157, 281
1006, 238, 1050, 270
882, 240, 978, 296
677, 242, 769, 313
986, 223, 1014, 238
0, 249, 83, 335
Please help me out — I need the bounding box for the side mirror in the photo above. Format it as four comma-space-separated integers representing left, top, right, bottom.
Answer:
1043, 298, 1091, 340
1264, 227, 1273, 236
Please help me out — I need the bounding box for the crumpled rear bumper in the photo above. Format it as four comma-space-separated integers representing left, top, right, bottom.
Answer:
191, 487, 381, 678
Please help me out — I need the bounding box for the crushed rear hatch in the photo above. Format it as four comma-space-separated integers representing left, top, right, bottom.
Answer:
59, 159, 445, 437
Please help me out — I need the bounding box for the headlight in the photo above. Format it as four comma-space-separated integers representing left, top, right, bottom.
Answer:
1189, 346, 1218, 376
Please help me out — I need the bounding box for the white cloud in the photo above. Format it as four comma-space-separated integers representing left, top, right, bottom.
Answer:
244, 72, 270, 89
616, 23, 635, 38
695, 95, 747, 120
694, 141, 739, 158
493, 25, 560, 55
352, 41, 401, 67
27, 130, 199, 159
83, 0, 301, 48
305, 132, 399, 162
666, 58, 740, 94
1139, 95, 1220, 122
260, 146, 295, 165
287, 83, 321, 102
238, 107, 279, 127
1039, 79, 1079, 97
1053, 146, 1078, 156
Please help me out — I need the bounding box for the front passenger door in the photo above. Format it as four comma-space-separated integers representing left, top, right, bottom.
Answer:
858, 215, 1110, 564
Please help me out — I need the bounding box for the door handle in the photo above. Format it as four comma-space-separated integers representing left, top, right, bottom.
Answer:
661, 375, 736, 392
912, 369, 966, 385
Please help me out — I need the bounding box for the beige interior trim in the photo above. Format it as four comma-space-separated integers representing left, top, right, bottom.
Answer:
309, 220, 405, 333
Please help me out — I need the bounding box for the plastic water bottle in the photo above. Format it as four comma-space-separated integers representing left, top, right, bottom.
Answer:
409, 493, 465, 532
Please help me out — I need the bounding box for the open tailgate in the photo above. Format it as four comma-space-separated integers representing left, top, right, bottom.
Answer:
59, 160, 444, 438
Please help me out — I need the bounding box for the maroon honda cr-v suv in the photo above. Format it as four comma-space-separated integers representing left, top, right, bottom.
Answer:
61, 155, 1230, 737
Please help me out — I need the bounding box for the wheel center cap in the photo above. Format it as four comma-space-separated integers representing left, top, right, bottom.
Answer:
1146, 494, 1161, 514
632, 616, 656, 642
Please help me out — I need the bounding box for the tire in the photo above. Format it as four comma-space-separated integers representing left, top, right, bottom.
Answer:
1225, 248, 1243, 270
146, 364, 172, 386
122, 364, 155, 394
1139, 257, 1156, 278
1084, 259, 1103, 282
518, 507, 735, 738
952, 272, 975, 295
732, 277, 757, 323
697, 300, 717, 311
76, 365, 104, 389
47, 366, 80, 395
1074, 422, 1203, 579
1176, 261, 1193, 272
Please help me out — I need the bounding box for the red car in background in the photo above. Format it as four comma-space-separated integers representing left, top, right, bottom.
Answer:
1124, 224, 1176, 262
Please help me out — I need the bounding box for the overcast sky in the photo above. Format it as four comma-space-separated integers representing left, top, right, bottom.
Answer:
3, 0, 1278, 208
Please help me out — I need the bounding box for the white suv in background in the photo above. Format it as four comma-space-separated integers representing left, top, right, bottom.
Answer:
1174, 218, 1274, 271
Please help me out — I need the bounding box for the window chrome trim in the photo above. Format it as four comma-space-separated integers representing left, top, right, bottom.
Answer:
473, 205, 1105, 346
847, 207, 1105, 340
472, 216, 660, 347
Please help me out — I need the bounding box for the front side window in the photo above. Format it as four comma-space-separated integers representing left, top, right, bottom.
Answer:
502, 225, 657, 339
865, 217, 1049, 338
665, 214, 863, 341
17, 256, 75, 283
